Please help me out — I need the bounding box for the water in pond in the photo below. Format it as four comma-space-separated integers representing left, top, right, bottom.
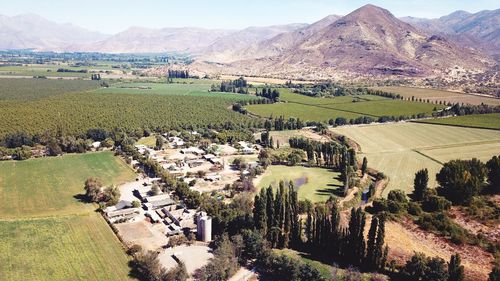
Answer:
294, 176, 308, 189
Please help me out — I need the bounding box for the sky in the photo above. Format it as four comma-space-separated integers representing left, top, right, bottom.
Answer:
1, 0, 498, 34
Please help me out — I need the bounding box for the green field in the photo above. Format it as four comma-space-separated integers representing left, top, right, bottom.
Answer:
372, 86, 500, 106
136, 135, 157, 147
0, 78, 100, 100
0, 152, 135, 218
276, 249, 380, 280
0, 64, 92, 78
333, 123, 500, 196
0, 214, 134, 281
246, 89, 443, 122
415, 113, 500, 130
0, 152, 137, 280
257, 165, 343, 202
97, 81, 257, 100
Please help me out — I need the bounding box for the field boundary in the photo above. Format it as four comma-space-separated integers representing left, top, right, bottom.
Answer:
411, 120, 500, 131
286, 101, 381, 118
412, 149, 444, 165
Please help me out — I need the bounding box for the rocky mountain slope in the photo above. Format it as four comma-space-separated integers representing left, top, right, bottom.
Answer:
402, 9, 500, 56
194, 5, 494, 80
0, 14, 108, 50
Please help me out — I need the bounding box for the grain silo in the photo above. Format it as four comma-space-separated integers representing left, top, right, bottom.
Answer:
197, 215, 212, 242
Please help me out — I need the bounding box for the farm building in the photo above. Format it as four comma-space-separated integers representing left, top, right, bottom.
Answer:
143, 199, 176, 210
145, 211, 162, 223
106, 208, 140, 223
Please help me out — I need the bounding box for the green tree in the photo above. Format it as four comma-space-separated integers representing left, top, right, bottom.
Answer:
489, 265, 500, 281
361, 157, 368, 175
253, 189, 267, 233
486, 155, 500, 194
413, 168, 429, 201
366, 216, 379, 270
448, 254, 464, 281
437, 159, 486, 205
84, 177, 102, 202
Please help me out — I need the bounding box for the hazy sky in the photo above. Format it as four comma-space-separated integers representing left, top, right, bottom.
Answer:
2, 0, 498, 34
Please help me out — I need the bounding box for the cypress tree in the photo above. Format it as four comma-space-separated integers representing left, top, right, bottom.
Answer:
366, 216, 379, 270
290, 188, 300, 247
375, 216, 386, 270
362, 157, 368, 175
266, 186, 274, 230
448, 254, 464, 281
283, 192, 291, 248
413, 168, 429, 201
306, 209, 313, 245
330, 199, 341, 257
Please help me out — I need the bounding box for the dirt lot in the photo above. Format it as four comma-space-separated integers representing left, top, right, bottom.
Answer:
159, 244, 213, 275
115, 221, 168, 251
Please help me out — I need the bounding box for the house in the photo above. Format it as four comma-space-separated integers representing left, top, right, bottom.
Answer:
106, 208, 140, 223
204, 174, 221, 182
169, 136, 185, 148
209, 157, 222, 165
237, 141, 254, 154
241, 147, 254, 154
181, 147, 205, 155
91, 141, 101, 149
203, 154, 216, 160
187, 159, 205, 168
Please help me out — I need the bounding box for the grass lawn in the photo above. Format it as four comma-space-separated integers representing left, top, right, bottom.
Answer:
256, 165, 343, 202
0, 213, 134, 281
275, 249, 381, 280
136, 135, 157, 147
0, 152, 136, 218
332, 123, 500, 196
415, 113, 500, 130
245, 89, 442, 122
97, 82, 258, 101
372, 86, 500, 106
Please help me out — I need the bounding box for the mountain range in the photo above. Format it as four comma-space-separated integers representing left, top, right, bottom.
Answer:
0, 5, 498, 79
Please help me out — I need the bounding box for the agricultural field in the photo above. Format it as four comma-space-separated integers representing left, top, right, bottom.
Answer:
332, 123, 500, 196
0, 152, 136, 218
97, 81, 255, 100
0, 78, 100, 100
0, 64, 91, 78
0, 214, 134, 281
255, 129, 331, 148
0, 91, 257, 139
0, 152, 137, 280
256, 165, 343, 202
246, 89, 443, 122
372, 86, 500, 106
415, 113, 500, 130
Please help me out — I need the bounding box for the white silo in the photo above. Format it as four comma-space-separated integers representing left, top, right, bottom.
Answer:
197, 215, 212, 242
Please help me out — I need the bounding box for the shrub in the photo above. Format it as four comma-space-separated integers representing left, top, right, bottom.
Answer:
421, 195, 451, 212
